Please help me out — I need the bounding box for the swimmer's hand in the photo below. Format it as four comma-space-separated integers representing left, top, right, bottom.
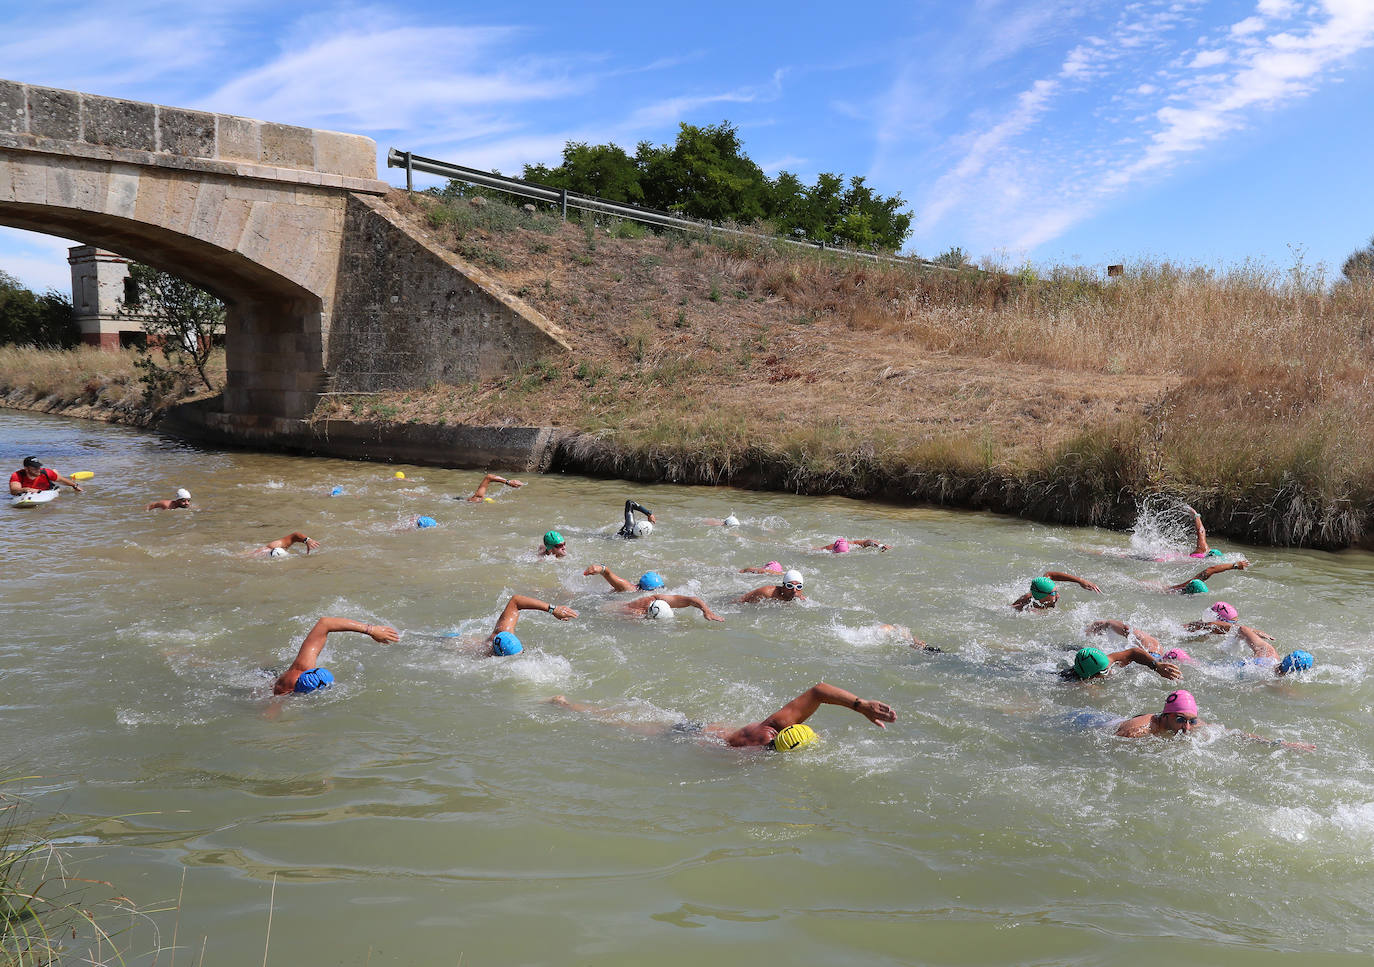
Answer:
1234, 559, 1250, 570
855, 699, 897, 728
1283, 741, 1317, 751
551, 606, 578, 621
305, 537, 320, 553
508, 479, 526, 488
1155, 661, 1182, 681
582, 564, 604, 576
878, 543, 890, 552
647, 513, 657, 523
701, 607, 724, 622
1081, 580, 1102, 593
367, 625, 400, 643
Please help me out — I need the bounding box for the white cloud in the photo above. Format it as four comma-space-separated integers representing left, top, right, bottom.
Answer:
1189, 49, 1230, 67
1231, 16, 1267, 35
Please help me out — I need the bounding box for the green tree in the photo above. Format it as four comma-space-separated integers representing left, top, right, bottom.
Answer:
524, 142, 643, 202
1341, 235, 1374, 283
636, 122, 769, 222
119, 264, 224, 395
0, 271, 78, 347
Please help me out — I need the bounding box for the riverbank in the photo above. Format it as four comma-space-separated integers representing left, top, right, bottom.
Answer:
4, 192, 1374, 548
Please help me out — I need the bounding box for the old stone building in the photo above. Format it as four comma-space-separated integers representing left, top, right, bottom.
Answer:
67, 244, 145, 348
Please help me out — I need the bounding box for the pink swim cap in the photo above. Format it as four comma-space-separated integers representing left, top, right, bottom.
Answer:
765, 561, 783, 573
1190, 551, 1208, 558
1211, 601, 1238, 622
1163, 648, 1193, 663
1161, 689, 1198, 717
833, 539, 850, 553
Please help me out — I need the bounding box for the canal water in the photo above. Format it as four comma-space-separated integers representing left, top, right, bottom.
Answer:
4, 408, 1374, 965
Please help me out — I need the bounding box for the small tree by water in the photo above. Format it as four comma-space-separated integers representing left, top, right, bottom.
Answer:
118, 264, 224, 400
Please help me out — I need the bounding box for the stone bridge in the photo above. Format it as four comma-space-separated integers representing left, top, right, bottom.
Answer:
0, 79, 569, 431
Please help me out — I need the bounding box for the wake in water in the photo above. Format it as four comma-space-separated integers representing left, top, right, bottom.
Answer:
1129, 494, 1199, 558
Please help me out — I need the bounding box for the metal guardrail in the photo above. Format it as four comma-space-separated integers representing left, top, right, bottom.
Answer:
387, 148, 943, 271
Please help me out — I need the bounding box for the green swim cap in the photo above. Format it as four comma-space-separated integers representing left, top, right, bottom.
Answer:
1072, 646, 1110, 680
1183, 579, 1209, 594
772, 723, 818, 752
1030, 576, 1056, 600
1206, 548, 1223, 557
543, 530, 564, 549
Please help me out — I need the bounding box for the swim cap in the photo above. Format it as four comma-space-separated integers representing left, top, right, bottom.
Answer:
632, 520, 653, 538
1163, 648, 1193, 663
772, 723, 818, 752
330, 486, 344, 496
1207, 548, 1224, 557
638, 571, 665, 591
1161, 689, 1198, 717
483, 497, 495, 503
1072, 646, 1110, 680
394, 471, 405, 479
1182, 579, 1209, 595
833, 538, 850, 554
176, 488, 191, 500
646, 599, 673, 619
269, 547, 288, 558
491, 631, 523, 656
543, 530, 564, 549
416, 516, 437, 529
1211, 601, 1238, 622
765, 561, 783, 573
1030, 576, 1056, 601
1279, 650, 1314, 674
723, 513, 740, 527
783, 569, 804, 586
293, 667, 334, 693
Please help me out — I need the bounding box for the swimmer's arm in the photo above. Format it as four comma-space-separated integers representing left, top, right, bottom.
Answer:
659, 594, 724, 622
1196, 561, 1247, 581
1086, 619, 1130, 638
1011, 593, 1033, 611
853, 539, 890, 551
582, 564, 634, 592
1046, 571, 1101, 593
1243, 624, 1276, 642
274, 618, 399, 694
766, 682, 896, 730
507, 594, 578, 621
739, 565, 773, 574
1112, 647, 1180, 680
52, 471, 82, 493
285, 532, 319, 553
1184, 620, 1227, 635
739, 586, 772, 603
1225, 727, 1315, 751
1114, 715, 1152, 737
1191, 514, 1209, 555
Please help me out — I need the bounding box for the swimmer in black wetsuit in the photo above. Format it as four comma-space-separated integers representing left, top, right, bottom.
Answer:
618, 499, 656, 538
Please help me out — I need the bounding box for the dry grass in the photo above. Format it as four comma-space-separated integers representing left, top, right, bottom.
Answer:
0, 346, 225, 422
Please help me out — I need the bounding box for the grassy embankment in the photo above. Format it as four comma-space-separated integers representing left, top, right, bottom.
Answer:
324, 191, 1374, 547
3, 188, 1372, 547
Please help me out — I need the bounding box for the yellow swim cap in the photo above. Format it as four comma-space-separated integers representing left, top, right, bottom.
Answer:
394, 471, 405, 479
772, 723, 818, 752
483, 496, 495, 503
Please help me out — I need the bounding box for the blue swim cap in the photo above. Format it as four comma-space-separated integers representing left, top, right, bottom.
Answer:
492, 631, 523, 656
637, 570, 665, 590
1183, 579, 1209, 594
330, 486, 344, 496
1279, 650, 1314, 674
416, 516, 438, 528
293, 667, 334, 693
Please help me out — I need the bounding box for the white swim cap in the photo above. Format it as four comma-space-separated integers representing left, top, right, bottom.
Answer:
269, 547, 288, 558
176, 488, 191, 500
633, 520, 654, 538
723, 513, 740, 527
783, 569, 804, 586
646, 599, 673, 619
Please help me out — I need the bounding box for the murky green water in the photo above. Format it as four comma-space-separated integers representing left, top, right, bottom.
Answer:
5, 409, 1374, 965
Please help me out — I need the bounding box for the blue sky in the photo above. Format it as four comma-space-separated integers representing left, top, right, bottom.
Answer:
2, 0, 1373, 292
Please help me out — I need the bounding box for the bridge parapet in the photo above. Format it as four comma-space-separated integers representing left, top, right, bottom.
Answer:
0, 78, 381, 191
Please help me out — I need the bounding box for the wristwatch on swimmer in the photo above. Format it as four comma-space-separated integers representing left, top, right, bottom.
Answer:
547, 603, 556, 613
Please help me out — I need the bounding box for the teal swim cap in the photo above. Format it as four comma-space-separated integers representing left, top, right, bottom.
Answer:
1030, 576, 1056, 600
1072, 647, 1110, 680
543, 530, 564, 549
1206, 548, 1223, 557
1183, 579, 1209, 594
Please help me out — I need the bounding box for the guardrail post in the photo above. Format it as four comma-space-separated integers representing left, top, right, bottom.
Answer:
404, 151, 413, 193
560, 189, 567, 222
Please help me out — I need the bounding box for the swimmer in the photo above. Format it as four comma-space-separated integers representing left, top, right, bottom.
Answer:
11, 456, 83, 496
550, 681, 896, 749
876, 623, 941, 653
1194, 621, 1312, 677
705, 512, 741, 527
1184, 603, 1276, 643
816, 538, 890, 553
1114, 689, 1314, 748
1070, 621, 1182, 681
583, 564, 667, 593
621, 593, 724, 622
539, 530, 567, 558
147, 488, 192, 510
464, 473, 524, 503
617, 499, 656, 538
1164, 559, 1249, 594
483, 594, 578, 656
254, 532, 320, 556
396, 515, 439, 530
739, 561, 785, 575
271, 617, 400, 695
1011, 571, 1101, 611
1187, 511, 1225, 558
740, 569, 806, 603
